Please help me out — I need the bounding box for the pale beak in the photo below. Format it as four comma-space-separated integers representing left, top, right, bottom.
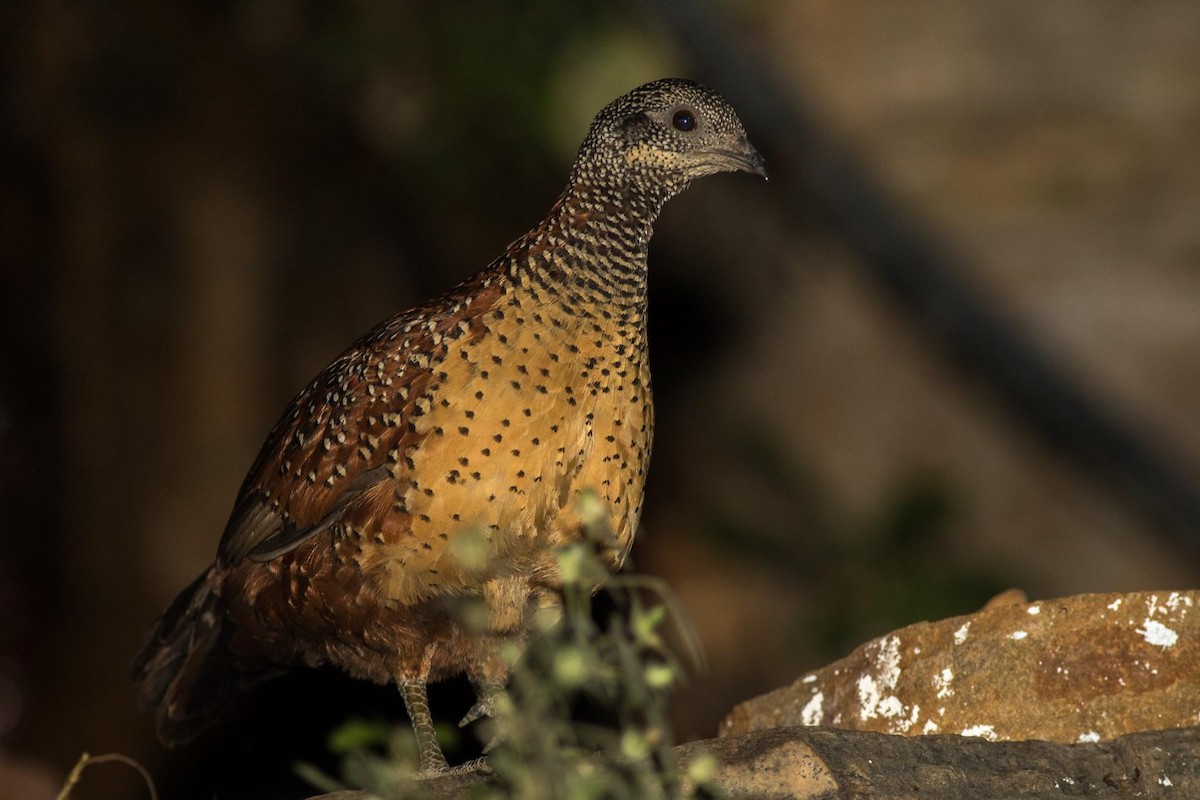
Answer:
711, 136, 768, 179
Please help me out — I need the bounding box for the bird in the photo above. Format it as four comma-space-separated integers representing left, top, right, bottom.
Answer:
132, 77, 765, 774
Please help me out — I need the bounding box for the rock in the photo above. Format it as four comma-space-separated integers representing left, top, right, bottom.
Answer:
310, 727, 1200, 800
722, 590, 1200, 743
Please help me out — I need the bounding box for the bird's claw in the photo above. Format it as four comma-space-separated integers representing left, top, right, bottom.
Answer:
417, 757, 493, 779
458, 694, 496, 728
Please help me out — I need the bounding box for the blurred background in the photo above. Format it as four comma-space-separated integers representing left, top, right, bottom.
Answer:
3, 1, 1200, 797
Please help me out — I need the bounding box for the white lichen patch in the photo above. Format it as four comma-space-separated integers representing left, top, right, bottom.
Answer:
1144, 592, 1188, 620
1009, 630, 1029, 641
1027, 605, 1041, 615
933, 667, 955, 699
1164, 591, 1192, 611
889, 702, 921, 734
1137, 619, 1179, 648
801, 673, 817, 684
1108, 598, 1122, 611
877, 635, 903, 688
856, 635, 911, 726
954, 622, 971, 645
1077, 730, 1101, 743
878, 696, 904, 718
1160, 774, 1173, 787
960, 724, 998, 741
922, 719, 940, 734
857, 674, 882, 721
801, 690, 824, 726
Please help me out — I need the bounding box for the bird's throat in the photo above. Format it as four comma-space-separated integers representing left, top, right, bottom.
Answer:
506, 181, 660, 350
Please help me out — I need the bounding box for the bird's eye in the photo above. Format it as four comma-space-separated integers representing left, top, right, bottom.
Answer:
672, 109, 697, 132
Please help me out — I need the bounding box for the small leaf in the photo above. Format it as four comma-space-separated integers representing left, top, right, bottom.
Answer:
619, 729, 651, 761
632, 604, 667, 647
557, 543, 587, 584
686, 752, 720, 785
451, 527, 492, 573
553, 647, 590, 687
644, 664, 675, 689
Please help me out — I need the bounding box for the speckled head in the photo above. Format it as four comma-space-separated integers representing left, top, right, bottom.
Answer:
571, 78, 766, 198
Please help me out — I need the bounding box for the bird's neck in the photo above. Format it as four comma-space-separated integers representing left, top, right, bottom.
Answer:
503, 180, 671, 348
555, 179, 672, 255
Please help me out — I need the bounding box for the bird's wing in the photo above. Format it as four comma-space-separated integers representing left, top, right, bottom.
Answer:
217, 273, 505, 566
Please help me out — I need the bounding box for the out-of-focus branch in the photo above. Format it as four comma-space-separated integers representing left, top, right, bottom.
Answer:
642, 0, 1200, 554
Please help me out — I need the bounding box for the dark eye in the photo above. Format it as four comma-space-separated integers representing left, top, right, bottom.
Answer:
672, 109, 696, 132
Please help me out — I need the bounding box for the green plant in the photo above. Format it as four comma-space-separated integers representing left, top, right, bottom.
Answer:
299, 489, 719, 800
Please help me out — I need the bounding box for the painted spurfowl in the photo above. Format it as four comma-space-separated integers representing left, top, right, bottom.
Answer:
133, 77, 765, 773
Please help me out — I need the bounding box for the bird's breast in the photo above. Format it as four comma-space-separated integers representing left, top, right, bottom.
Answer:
354, 293, 653, 606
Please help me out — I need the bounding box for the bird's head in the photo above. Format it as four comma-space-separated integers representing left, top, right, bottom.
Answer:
572, 78, 766, 199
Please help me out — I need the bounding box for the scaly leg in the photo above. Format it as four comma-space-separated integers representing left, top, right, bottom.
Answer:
460, 640, 511, 756
399, 648, 448, 775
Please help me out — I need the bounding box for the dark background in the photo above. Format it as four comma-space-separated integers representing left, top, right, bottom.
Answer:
3, 1, 1200, 798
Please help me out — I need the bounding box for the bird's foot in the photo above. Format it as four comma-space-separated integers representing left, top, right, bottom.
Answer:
416, 750, 450, 776
459, 699, 503, 752
458, 694, 496, 728
417, 757, 493, 779
451, 756, 494, 775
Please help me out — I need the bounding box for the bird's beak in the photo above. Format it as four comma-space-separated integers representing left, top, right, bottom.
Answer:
711, 136, 768, 179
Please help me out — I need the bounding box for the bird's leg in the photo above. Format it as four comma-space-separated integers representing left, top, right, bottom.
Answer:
400, 677, 447, 774
459, 674, 505, 729
459, 636, 514, 756
399, 647, 448, 775
459, 579, 524, 732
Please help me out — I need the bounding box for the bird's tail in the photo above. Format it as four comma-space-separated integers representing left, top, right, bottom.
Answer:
132, 566, 238, 746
